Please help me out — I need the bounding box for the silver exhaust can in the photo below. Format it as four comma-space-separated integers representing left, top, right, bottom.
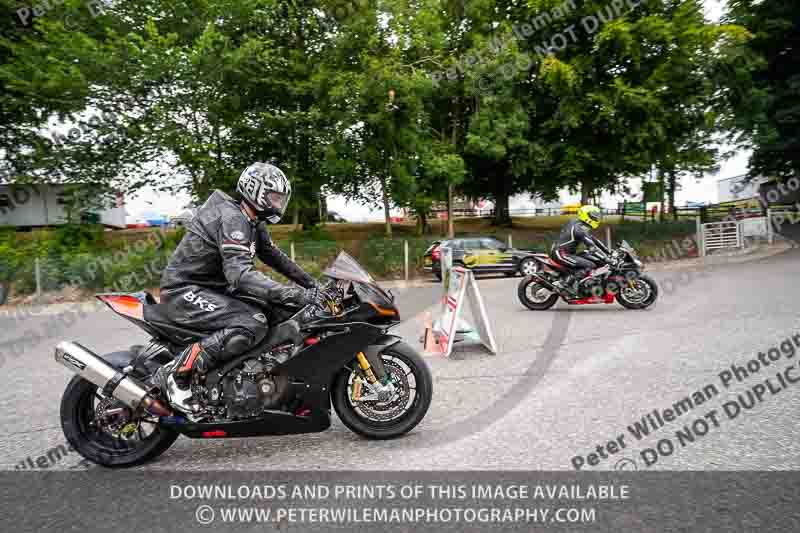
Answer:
55, 341, 171, 415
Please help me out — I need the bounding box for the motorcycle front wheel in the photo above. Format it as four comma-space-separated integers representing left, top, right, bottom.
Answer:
332, 342, 432, 440
518, 276, 559, 310
616, 274, 659, 310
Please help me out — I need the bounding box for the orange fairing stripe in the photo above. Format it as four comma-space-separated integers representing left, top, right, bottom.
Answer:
179, 344, 201, 373
98, 295, 144, 320
368, 302, 398, 317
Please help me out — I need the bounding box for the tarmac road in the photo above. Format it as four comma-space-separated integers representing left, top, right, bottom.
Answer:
1, 247, 799, 471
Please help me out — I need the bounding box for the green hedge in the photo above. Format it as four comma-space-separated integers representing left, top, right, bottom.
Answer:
0, 219, 698, 300
1, 225, 172, 296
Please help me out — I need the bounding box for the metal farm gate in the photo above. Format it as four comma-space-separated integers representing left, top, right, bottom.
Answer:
702, 220, 742, 254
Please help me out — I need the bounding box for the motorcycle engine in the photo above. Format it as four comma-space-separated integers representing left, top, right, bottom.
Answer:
220, 359, 289, 420
578, 276, 603, 297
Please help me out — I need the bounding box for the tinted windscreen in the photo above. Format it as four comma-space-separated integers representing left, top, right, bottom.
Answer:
323, 251, 376, 284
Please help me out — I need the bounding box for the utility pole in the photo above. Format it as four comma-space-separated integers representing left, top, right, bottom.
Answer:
381, 89, 402, 238
447, 183, 455, 238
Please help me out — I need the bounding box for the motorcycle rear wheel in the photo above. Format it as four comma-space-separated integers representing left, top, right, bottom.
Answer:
60, 375, 178, 468
332, 342, 432, 440
518, 276, 559, 310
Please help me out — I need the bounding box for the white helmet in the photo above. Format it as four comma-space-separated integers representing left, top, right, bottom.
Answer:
237, 162, 291, 223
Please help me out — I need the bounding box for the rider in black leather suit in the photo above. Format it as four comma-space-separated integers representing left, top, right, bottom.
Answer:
150, 163, 326, 412
551, 206, 611, 294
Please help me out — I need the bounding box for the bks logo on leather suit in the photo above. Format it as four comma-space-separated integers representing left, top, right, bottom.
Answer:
183, 291, 218, 312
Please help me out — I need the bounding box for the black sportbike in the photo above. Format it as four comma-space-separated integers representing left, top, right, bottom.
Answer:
55, 252, 433, 467
517, 240, 659, 310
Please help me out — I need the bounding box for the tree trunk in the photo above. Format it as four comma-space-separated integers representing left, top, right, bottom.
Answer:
580, 180, 592, 205
318, 191, 327, 226
658, 169, 666, 222
667, 169, 677, 221
417, 209, 428, 236
448, 88, 459, 239
446, 184, 455, 238
492, 172, 512, 226
379, 175, 392, 237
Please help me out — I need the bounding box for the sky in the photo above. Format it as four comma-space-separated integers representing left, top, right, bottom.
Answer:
126, 0, 741, 222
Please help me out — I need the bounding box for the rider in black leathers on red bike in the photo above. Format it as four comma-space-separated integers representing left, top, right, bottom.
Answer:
550, 206, 611, 295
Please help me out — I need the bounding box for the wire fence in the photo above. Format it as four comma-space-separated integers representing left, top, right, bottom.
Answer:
277, 237, 438, 280
428, 201, 772, 224
0, 235, 443, 303
0, 218, 703, 305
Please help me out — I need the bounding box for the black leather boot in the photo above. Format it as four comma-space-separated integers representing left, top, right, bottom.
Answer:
153, 343, 212, 414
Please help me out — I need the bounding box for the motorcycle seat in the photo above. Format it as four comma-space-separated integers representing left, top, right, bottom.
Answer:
142, 303, 206, 345
122, 290, 159, 305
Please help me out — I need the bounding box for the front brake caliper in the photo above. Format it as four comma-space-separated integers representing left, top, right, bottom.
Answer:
351, 378, 363, 402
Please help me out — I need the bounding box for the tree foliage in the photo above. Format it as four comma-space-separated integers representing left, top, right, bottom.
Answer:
725, 0, 800, 180
0, 0, 763, 228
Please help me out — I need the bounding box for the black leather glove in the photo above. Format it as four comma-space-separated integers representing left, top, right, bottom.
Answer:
302, 286, 328, 308
296, 285, 339, 322
282, 286, 324, 308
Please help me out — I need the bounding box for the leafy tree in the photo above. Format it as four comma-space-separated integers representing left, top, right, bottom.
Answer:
0, 0, 764, 235
501, 0, 744, 211
725, 0, 800, 180
646, 1, 742, 217
0, 0, 196, 197
321, 0, 454, 236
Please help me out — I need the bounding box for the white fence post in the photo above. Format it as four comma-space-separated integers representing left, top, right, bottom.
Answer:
290, 242, 295, 262
696, 217, 705, 257
738, 220, 744, 248
767, 208, 774, 245
507, 234, 513, 249
605, 226, 612, 249
404, 240, 409, 281
35, 257, 42, 299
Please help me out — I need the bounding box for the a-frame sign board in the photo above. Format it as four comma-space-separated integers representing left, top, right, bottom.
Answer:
434, 266, 497, 357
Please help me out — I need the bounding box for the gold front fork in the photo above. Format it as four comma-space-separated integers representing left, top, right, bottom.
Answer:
352, 351, 377, 402
356, 352, 378, 384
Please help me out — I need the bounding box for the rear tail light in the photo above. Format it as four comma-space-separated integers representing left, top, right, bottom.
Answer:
431, 244, 441, 260
96, 294, 144, 320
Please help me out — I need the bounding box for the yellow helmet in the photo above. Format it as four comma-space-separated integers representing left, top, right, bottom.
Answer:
577, 205, 602, 230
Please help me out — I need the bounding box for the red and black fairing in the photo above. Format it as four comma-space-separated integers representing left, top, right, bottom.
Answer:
529, 251, 645, 305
